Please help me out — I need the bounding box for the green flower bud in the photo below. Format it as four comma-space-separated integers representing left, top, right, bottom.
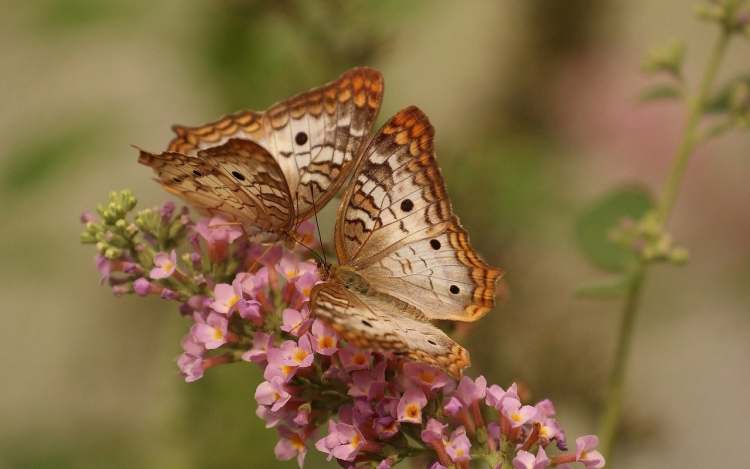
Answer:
105, 247, 123, 260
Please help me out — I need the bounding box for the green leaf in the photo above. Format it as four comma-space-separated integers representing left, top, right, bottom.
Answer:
638, 84, 683, 102
576, 275, 634, 299
704, 73, 750, 114
575, 187, 654, 272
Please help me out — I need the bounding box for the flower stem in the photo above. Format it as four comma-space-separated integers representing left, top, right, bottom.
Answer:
598, 27, 732, 463
657, 29, 731, 224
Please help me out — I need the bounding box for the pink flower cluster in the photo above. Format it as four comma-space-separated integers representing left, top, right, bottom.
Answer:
83, 203, 605, 468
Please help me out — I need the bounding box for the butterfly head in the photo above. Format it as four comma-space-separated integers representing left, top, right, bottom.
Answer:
317, 261, 333, 282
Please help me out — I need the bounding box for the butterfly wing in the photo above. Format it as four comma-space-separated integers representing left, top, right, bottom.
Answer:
310, 283, 470, 378
168, 109, 265, 156
262, 68, 383, 224
165, 68, 384, 225
138, 139, 293, 242
335, 106, 503, 321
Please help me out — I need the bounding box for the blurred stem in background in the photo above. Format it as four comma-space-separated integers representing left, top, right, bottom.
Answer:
598, 1, 746, 461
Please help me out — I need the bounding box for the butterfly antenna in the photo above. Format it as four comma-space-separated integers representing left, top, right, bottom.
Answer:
310, 186, 327, 264
284, 232, 324, 264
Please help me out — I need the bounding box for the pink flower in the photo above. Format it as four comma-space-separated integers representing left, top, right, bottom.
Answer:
293, 271, 320, 300
191, 312, 228, 349
279, 335, 315, 369
95, 254, 117, 284
275, 426, 308, 468
133, 278, 154, 296
513, 447, 550, 469
455, 375, 487, 405
443, 396, 463, 416
195, 215, 243, 244
281, 307, 313, 336
575, 436, 605, 469
421, 418, 447, 444
338, 345, 371, 372
535, 398, 556, 417
265, 346, 298, 382
294, 406, 310, 426
235, 271, 267, 298
276, 253, 317, 282
374, 416, 399, 439
397, 387, 427, 424
501, 398, 537, 428
256, 405, 286, 428
534, 412, 566, 451
348, 361, 388, 399
176, 353, 203, 382
311, 320, 338, 355
486, 382, 519, 409
238, 299, 263, 323
255, 376, 292, 411
181, 331, 205, 356
376, 458, 395, 469
314, 420, 366, 462
241, 331, 273, 364
149, 250, 177, 279
444, 427, 471, 462
211, 281, 242, 315
404, 363, 449, 391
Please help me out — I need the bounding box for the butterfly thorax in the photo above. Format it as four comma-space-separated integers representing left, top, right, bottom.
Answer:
318, 263, 371, 295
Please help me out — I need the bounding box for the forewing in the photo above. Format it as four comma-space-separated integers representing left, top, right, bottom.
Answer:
336, 106, 503, 321
263, 68, 383, 223
138, 139, 293, 241
310, 283, 470, 378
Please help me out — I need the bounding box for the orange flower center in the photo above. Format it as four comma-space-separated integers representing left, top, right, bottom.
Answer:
406, 404, 420, 419
353, 354, 367, 366
293, 349, 309, 363
318, 337, 334, 349
419, 372, 436, 383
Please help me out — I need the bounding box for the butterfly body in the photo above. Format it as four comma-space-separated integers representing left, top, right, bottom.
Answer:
310, 106, 503, 378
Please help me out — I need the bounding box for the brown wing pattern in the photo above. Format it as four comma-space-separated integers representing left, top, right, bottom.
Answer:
138, 139, 293, 242
336, 106, 451, 265
310, 283, 470, 378
263, 68, 383, 223
168, 110, 265, 156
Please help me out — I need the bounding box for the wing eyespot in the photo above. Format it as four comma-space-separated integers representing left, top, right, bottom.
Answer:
427, 340, 437, 345
173, 177, 181, 183
231, 170, 246, 181
400, 199, 414, 212
295, 132, 308, 145
362, 320, 373, 328
192, 170, 203, 177
450, 285, 460, 294
430, 239, 441, 250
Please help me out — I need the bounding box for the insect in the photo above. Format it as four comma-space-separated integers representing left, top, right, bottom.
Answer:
137, 68, 384, 243
310, 106, 504, 378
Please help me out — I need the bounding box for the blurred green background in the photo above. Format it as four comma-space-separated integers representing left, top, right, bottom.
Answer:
1, 1, 748, 468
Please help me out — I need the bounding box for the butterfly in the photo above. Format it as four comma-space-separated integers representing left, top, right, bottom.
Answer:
310, 106, 504, 378
137, 68, 384, 243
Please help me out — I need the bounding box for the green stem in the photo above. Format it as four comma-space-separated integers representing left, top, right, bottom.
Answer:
598, 266, 647, 458
598, 28, 732, 462
656, 29, 730, 224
